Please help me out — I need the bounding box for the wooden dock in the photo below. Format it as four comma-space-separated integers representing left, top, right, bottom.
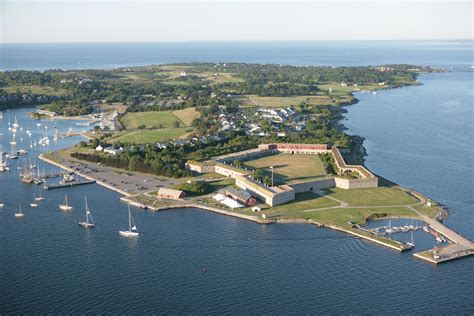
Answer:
44, 180, 95, 190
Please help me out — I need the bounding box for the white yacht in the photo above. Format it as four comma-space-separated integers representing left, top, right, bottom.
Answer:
119, 205, 139, 237
78, 197, 95, 228
59, 194, 73, 211
15, 203, 24, 218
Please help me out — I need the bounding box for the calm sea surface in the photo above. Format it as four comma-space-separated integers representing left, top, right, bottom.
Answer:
0, 41, 473, 314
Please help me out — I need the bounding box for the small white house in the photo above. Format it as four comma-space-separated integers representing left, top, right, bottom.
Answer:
95, 145, 103, 151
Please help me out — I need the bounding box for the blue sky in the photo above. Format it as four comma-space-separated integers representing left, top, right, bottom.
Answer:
1, 0, 472, 43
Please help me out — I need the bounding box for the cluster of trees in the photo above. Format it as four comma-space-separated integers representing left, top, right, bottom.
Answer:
0, 90, 59, 110
71, 144, 192, 178
252, 168, 273, 187
319, 153, 338, 175
0, 70, 57, 86
46, 99, 93, 116
177, 181, 212, 196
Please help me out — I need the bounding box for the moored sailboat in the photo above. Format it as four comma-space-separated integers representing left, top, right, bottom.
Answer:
15, 203, 24, 218
34, 189, 45, 201
119, 205, 139, 237
59, 194, 73, 211
78, 197, 95, 228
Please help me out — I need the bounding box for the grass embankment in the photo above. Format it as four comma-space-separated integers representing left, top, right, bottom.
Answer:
301, 206, 416, 229
42, 151, 63, 163
243, 153, 327, 184
321, 186, 419, 206
263, 192, 339, 214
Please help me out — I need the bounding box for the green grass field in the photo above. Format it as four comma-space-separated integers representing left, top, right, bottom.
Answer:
110, 128, 188, 143
321, 186, 419, 206
242, 94, 354, 109
243, 153, 326, 184
301, 206, 417, 228
121, 111, 184, 129
264, 192, 339, 214
172, 107, 200, 126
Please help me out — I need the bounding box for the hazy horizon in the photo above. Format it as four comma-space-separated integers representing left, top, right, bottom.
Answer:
1, 0, 472, 43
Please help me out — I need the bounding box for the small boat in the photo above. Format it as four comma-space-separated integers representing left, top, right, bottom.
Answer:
119, 205, 139, 237
34, 190, 45, 201
30, 202, 39, 208
17, 149, 28, 156
0, 202, 5, 208
62, 174, 75, 183
10, 135, 16, 145
59, 194, 73, 211
78, 197, 95, 228
15, 203, 24, 218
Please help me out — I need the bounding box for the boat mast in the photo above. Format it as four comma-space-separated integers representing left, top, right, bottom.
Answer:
128, 204, 132, 231
85, 197, 89, 224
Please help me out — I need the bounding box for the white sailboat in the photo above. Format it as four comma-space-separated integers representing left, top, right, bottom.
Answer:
15, 203, 24, 218
30, 202, 39, 207
119, 205, 139, 237
0, 149, 9, 172
78, 197, 95, 228
59, 194, 73, 211
9, 134, 16, 145
34, 189, 45, 201
7, 144, 18, 160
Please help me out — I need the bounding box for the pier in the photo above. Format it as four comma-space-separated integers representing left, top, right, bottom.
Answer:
411, 208, 474, 264
44, 179, 95, 190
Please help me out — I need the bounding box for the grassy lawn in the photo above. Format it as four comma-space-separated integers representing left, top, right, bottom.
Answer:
110, 128, 188, 143
243, 94, 354, 109
301, 206, 418, 229
412, 204, 441, 218
322, 186, 419, 207
121, 111, 183, 129
243, 153, 326, 184
172, 107, 200, 126
42, 151, 62, 163
207, 177, 235, 190
264, 192, 339, 215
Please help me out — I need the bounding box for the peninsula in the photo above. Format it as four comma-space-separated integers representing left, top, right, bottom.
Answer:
2, 62, 471, 264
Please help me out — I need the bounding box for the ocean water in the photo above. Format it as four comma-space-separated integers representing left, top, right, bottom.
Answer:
0, 41, 473, 314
